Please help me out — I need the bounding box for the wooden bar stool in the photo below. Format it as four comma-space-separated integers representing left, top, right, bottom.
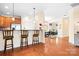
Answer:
3, 30, 14, 53
20, 30, 28, 47
32, 30, 39, 45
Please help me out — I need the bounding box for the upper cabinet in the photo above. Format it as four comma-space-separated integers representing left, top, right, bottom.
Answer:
0, 16, 5, 27
0, 16, 21, 28
14, 17, 21, 24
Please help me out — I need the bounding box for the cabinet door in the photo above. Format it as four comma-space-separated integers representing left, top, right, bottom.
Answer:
0, 16, 21, 28
15, 17, 21, 24
5, 17, 12, 27
0, 16, 4, 27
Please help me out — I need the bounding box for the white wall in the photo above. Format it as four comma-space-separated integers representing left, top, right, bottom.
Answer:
57, 19, 63, 37
73, 6, 79, 34
61, 16, 69, 37
69, 7, 74, 44
69, 5, 79, 45
21, 16, 35, 30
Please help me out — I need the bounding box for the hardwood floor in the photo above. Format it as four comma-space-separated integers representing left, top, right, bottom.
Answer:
0, 37, 79, 56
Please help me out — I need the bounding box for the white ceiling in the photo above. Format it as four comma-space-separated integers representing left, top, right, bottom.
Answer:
0, 3, 72, 19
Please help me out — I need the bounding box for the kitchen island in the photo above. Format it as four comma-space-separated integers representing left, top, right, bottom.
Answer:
0, 30, 45, 51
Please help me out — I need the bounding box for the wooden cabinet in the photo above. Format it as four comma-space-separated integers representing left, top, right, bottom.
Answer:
14, 17, 21, 24
0, 16, 5, 27
5, 17, 12, 27
0, 16, 21, 28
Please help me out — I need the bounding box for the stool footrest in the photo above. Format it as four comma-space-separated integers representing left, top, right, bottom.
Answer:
6, 44, 13, 48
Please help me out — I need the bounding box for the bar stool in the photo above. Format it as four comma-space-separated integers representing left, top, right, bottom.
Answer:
32, 30, 39, 45
3, 30, 14, 53
20, 30, 28, 47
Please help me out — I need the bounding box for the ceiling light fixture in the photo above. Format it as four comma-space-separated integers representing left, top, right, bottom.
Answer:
33, 8, 36, 29
5, 6, 9, 9
6, 12, 10, 14
33, 8, 35, 21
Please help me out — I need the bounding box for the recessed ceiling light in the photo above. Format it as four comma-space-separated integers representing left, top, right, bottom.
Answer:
6, 12, 10, 14
5, 6, 9, 9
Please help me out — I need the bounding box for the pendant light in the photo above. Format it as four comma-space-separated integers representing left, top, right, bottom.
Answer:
12, 3, 15, 21
33, 8, 36, 29
33, 8, 35, 17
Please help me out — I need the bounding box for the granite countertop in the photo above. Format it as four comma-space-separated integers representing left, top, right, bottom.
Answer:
0, 29, 41, 31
